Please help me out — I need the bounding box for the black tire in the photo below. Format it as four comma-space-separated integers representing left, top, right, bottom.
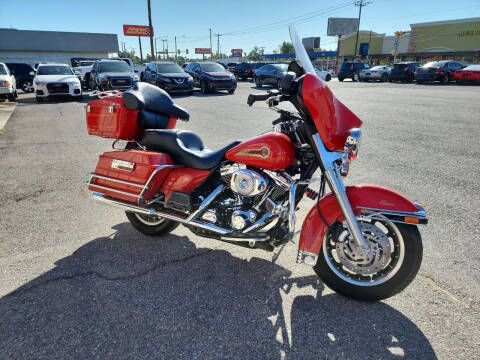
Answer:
36, 96, 44, 102
201, 80, 209, 94
381, 74, 388, 82
228, 88, 235, 94
125, 211, 179, 236
22, 80, 33, 93
338, 77, 344, 82
276, 79, 282, 89
325, 74, 331, 82
353, 73, 360, 82
314, 221, 423, 301
255, 76, 262, 87
8, 93, 16, 102
442, 74, 449, 84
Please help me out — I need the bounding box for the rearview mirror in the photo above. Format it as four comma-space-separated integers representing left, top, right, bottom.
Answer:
134, 70, 139, 73
29, 71, 35, 76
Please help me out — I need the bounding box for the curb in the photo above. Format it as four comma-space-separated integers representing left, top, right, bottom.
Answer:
0, 102, 17, 135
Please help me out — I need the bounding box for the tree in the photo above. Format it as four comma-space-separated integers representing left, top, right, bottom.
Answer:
280, 41, 294, 54
247, 46, 262, 61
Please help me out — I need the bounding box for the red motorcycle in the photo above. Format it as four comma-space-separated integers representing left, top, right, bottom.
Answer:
85, 26, 427, 301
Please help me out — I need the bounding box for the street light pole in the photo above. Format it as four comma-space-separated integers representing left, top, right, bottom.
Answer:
175, 36, 177, 60
354, 0, 370, 58
209, 28, 213, 60
147, 0, 155, 60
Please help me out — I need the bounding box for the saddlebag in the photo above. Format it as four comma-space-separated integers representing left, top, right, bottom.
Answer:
88, 150, 173, 204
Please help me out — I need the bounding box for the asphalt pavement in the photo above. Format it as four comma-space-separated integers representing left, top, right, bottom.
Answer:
0, 79, 479, 359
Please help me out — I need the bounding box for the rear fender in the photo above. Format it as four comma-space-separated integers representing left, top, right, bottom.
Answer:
298, 184, 427, 258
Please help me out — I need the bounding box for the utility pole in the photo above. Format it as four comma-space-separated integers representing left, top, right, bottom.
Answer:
354, 0, 371, 58
138, 36, 143, 63
215, 33, 222, 58
209, 29, 213, 60
175, 36, 178, 60
147, 0, 155, 60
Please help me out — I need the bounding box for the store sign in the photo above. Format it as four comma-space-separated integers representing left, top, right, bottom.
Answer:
195, 48, 212, 54
458, 29, 480, 37
123, 25, 153, 37
231, 49, 243, 57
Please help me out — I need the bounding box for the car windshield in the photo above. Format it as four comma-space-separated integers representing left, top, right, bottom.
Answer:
199, 63, 225, 72
272, 64, 289, 72
253, 63, 268, 69
423, 61, 444, 67
37, 65, 73, 75
464, 65, 480, 71
79, 61, 94, 66
98, 62, 131, 73
0, 65, 7, 75
156, 63, 183, 73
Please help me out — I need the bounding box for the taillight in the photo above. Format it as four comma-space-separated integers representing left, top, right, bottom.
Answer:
414, 68, 419, 73
435, 67, 441, 73
404, 66, 409, 71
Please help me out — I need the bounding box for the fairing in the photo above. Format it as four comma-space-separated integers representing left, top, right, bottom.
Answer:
299, 185, 421, 255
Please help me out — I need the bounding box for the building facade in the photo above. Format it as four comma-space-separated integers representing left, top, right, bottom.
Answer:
0, 29, 119, 66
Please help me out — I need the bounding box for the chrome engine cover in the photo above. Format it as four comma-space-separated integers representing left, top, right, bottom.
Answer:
230, 169, 268, 197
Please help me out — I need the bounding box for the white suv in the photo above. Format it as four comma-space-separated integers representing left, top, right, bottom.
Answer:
33, 63, 82, 102
0, 62, 17, 102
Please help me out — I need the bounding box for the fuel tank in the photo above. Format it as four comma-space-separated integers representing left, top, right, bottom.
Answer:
225, 132, 296, 170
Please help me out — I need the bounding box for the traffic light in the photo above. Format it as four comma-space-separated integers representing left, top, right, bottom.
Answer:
178, 49, 180, 55
185, 49, 189, 54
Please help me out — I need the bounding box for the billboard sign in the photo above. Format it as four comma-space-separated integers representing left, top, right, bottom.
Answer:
195, 48, 212, 54
302, 37, 320, 51
327, 18, 359, 36
123, 25, 153, 37
231, 49, 243, 57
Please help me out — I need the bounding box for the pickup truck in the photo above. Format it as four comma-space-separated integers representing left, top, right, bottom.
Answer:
72, 60, 95, 89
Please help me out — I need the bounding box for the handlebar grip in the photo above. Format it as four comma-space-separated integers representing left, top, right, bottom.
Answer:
247, 93, 272, 106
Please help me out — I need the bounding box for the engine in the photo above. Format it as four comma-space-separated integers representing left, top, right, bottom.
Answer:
200, 164, 290, 232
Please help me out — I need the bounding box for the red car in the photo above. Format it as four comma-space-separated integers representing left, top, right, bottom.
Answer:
454, 64, 480, 84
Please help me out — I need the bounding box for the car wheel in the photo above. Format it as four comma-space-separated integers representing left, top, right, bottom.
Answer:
255, 76, 262, 87
442, 74, 449, 84
338, 77, 344, 82
325, 74, 331, 82
381, 74, 388, 82
8, 93, 16, 102
22, 81, 33, 93
201, 80, 209, 94
353, 73, 360, 82
228, 88, 235, 94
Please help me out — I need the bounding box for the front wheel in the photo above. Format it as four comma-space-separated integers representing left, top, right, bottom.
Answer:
442, 74, 449, 84
200, 80, 209, 94
325, 74, 331, 82
353, 73, 360, 82
314, 218, 423, 301
255, 76, 262, 87
126, 211, 179, 236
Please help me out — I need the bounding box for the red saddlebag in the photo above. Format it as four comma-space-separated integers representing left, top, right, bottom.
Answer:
86, 96, 142, 140
88, 150, 173, 204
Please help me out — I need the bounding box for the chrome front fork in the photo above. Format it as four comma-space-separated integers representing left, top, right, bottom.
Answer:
311, 134, 370, 252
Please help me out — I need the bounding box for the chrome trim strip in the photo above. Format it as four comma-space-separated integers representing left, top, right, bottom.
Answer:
296, 250, 318, 266
88, 184, 140, 198
186, 184, 225, 221
220, 236, 268, 243
89, 173, 144, 188
356, 205, 427, 219
242, 212, 273, 233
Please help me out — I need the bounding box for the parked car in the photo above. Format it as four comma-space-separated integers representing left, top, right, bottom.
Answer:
359, 65, 391, 82
216, 62, 228, 69
33, 63, 81, 102
233, 62, 254, 80
226, 62, 238, 72
454, 64, 480, 84
314, 66, 332, 81
389, 62, 423, 82
184, 62, 237, 94
414, 60, 464, 84
0, 62, 17, 102
5, 63, 35, 93
144, 61, 193, 94
338, 62, 371, 82
254, 63, 289, 88
89, 59, 139, 91
72, 60, 95, 90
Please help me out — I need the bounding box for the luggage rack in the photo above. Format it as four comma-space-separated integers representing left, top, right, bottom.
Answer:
86, 164, 180, 205
88, 90, 123, 99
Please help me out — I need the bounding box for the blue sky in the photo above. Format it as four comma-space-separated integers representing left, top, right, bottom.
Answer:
1, 0, 479, 58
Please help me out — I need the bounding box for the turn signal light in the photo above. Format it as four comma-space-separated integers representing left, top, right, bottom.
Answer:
404, 216, 420, 224
3, 81, 10, 87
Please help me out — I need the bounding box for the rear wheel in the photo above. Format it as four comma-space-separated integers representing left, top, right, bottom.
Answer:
8, 93, 16, 102
353, 73, 360, 82
442, 74, 449, 84
126, 211, 179, 236
338, 77, 344, 82
255, 76, 262, 87
314, 217, 423, 301
201, 80, 209, 94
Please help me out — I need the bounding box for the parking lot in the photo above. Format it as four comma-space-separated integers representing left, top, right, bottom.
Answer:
1, 79, 479, 359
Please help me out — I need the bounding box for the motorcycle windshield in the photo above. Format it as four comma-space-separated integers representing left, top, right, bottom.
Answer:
289, 25, 362, 152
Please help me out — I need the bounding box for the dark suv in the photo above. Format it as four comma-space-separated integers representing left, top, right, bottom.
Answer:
338, 62, 371, 82
234, 63, 254, 80
144, 61, 193, 94
5, 63, 35, 93
389, 62, 423, 82
184, 62, 237, 94
89, 59, 138, 91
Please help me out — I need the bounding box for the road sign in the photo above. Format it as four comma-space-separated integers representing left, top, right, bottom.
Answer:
231, 49, 243, 57
327, 18, 359, 36
123, 25, 154, 37
195, 48, 212, 54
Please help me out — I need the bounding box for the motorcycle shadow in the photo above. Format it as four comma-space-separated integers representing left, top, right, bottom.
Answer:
0, 222, 436, 360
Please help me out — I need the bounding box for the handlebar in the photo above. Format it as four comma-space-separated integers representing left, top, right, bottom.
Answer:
247, 93, 272, 107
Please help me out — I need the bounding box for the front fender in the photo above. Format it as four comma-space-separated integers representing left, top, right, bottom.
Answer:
299, 184, 425, 256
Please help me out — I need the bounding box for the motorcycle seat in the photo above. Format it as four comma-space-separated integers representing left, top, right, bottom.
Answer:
123, 82, 190, 121
142, 129, 240, 170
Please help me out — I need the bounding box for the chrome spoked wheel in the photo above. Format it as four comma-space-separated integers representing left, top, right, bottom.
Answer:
322, 217, 405, 287
22, 81, 33, 93
134, 213, 165, 226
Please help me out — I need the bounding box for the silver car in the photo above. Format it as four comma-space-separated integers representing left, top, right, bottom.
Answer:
359, 65, 391, 82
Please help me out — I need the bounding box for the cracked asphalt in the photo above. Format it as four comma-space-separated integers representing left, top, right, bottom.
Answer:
0, 80, 479, 359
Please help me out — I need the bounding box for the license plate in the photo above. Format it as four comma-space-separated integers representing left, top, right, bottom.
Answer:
117, 80, 126, 84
